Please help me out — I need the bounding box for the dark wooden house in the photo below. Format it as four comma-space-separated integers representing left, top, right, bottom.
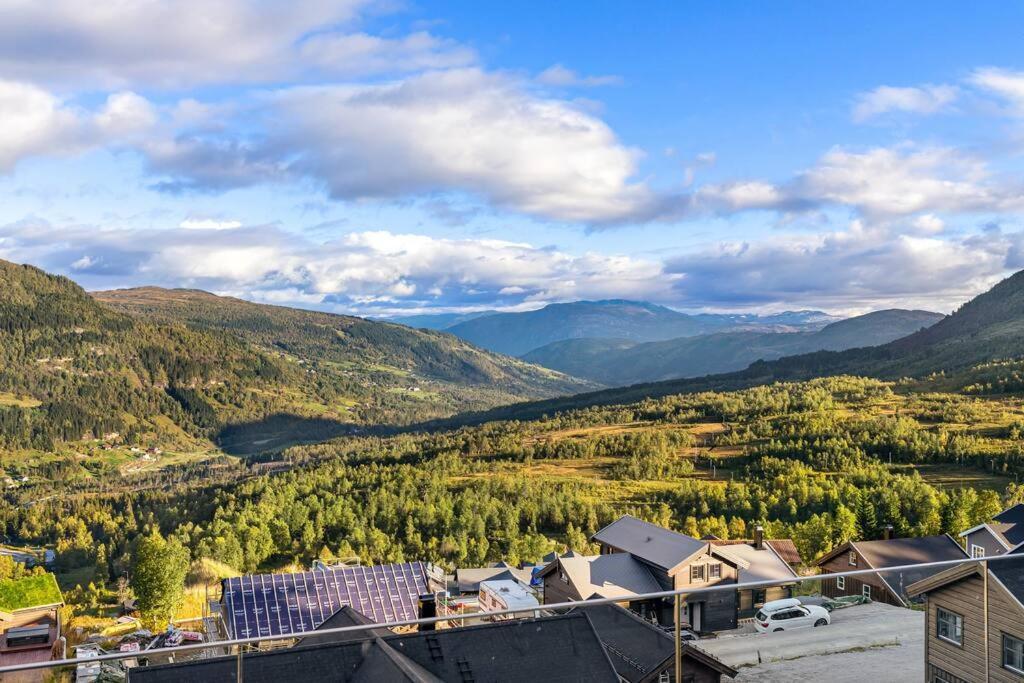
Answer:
816, 534, 968, 607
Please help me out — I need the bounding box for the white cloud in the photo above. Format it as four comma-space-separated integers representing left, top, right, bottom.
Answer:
797, 146, 1012, 218
536, 65, 623, 88
148, 69, 657, 223
665, 220, 1015, 311
299, 31, 476, 76
0, 81, 160, 172
852, 84, 958, 121
0, 220, 676, 313
0, 0, 372, 88
0, 80, 82, 171
970, 67, 1024, 113
179, 218, 244, 231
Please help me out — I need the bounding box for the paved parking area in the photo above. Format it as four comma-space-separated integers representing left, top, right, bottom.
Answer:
697, 602, 923, 680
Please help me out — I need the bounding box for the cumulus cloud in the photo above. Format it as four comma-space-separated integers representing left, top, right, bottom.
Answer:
0, 1, 481, 89
536, 65, 623, 87
852, 84, 958, 121
146, 69, 657, 223
0, 220, 676, 314
0, 80, 157, 172
689, 145, 1024, 221
665, 220, 1018, 311
970, 67, 1024, 113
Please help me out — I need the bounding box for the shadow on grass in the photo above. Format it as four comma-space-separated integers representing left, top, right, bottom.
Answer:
216, 414, 355, 457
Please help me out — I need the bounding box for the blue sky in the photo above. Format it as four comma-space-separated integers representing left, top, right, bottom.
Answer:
2, 2, 1024, 316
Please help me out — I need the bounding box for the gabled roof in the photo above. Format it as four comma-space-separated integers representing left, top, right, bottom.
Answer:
765, 539, 803, 567
576, 603, 737, 682
959, 504, 1024, 549
907, 550, 1024, 611
710, 541, 798, 583
818, 535, 968, 605
592, 516, 707, 573
298, 605, 391, 646
540, 552, 663, 600
128, 613, 621, 683
989, 549, 1024, 607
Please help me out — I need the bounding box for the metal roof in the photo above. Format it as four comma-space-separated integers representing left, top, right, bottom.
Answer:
592, 516, 706, 571
555, 552, 663, 600
221, 562, 429, 638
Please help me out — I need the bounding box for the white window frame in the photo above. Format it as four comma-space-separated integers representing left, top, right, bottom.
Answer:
1004, 633, 1024, 674
836, 575, 846, 590
690, 564, 705, 583
936, 607, 964, 646
709, 562, 721, 580
862, 584, 871, 600
848, 551, 857, 566
971, 544, 986, 559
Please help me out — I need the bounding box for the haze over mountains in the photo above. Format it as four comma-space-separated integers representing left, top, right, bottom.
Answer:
446, 268, 1024, 425
396, 300, 840, 356
523, 309, 944, 386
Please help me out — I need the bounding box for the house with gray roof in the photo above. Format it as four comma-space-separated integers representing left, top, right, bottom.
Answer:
960, 502, 1024, 559
709, 531, 799, 618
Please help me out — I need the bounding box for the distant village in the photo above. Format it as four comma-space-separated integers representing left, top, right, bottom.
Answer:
1, 505, 1021, 681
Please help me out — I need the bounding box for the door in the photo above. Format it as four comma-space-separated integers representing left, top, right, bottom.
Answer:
792, 607, 813, 628
687, 602, 702, 631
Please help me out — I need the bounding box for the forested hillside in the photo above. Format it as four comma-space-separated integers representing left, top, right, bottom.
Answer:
9, 375, 1024, 592
0, 262, 586, 468
523, 309, 942, 385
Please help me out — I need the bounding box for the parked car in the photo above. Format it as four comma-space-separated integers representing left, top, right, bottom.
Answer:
754, 598, 831, 633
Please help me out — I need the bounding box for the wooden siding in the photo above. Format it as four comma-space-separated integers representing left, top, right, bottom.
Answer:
675, 550, 738, 633
818, 553, 902, 606
926, 574, 986, 681
542, 571, 582, 605
923, 569, 1024, 683
987, 575, 1024, 683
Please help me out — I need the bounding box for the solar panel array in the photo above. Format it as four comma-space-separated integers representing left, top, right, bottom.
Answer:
222, 561, 429, 638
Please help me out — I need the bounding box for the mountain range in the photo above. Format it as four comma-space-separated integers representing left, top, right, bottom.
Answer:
522, 309, 943, 386
436, 269, 1024, 425
405, 300, 839, 356
0, 260, 587, 457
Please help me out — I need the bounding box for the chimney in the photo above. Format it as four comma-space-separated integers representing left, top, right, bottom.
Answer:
883, 524, 894, 541
418, 593, 437, 631
754, 525, 764, 551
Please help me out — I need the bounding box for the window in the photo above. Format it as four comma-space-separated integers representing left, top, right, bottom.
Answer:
848, 551, 857, 566
971, 545, 985, 559
709, 563, 721, 579
836, 576, 846, 590
753, 589, 766, 605
658, 672, 671, 683
936, 607, 963, 646
862, 585, 871, 600
1004, 634, 1024, 674
559, 571, 568, 584
690, 564, 705, 582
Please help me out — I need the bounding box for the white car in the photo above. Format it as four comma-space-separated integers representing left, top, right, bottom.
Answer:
754, 598, 831, 633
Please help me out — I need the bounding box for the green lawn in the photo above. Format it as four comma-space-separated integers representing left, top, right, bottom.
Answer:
0, 573, 63, 611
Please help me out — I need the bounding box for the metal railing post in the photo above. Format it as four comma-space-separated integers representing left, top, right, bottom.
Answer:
236, 645, 243, 683
674, 593, 682, 683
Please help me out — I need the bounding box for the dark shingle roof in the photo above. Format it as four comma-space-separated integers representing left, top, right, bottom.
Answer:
854, 535, 968, 604
990, 549, 1024, 605
574, 604, 674, 682
592, 516, 706, 571
128, 613, 620, 683
298, 605, 391, 646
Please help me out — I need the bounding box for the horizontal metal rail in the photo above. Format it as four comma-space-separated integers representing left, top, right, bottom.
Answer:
2, 552, 1018, 674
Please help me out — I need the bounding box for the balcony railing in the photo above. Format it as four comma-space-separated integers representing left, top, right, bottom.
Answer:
0, 553, 1017, 681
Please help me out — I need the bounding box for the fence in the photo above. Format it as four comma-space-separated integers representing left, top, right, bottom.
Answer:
1, 553, 1018, 682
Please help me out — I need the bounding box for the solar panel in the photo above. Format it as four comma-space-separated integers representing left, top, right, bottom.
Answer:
222, 562, 430, 638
